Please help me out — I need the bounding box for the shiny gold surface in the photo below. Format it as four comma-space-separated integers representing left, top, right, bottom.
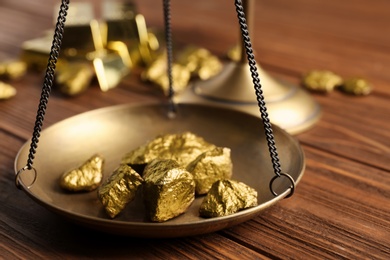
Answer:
0, 81, 17, 100
59, 154, 104, 192
177, 46, 223, 80
143, 159, 195, 222
122, 131, 214, 169
186, 147, 233, 195
98, 164, 144, 218
92, 51, 129, 92
199, 179, 257, 218
340, 78, 372, 95
20, 36, 54, 70
55, 62, 94, 96
15, 104, 304, 237
302, 70, 343, 93
142, 53, 191, 95
0, 60, 27, 79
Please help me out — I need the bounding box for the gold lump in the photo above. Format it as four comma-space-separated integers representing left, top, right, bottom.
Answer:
141, 53, 191, 95
59, 154, 104, 192
0, 81, 17, 100
0, 60, 27, 80
302, 70, 343, 93
176, 46, 223, 80
98, 164, 144, 218
187, 147, 233, 195
340, 77, 372, 95
199, 179, 257, 218
143, 159, 195, 222
142, 46, 223, 95
122, 132, 215, 171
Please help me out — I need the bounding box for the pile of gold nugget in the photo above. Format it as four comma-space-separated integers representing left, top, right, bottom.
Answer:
302, 70, 372, 96
59, 132, 257, 222
1, 2, 222, 99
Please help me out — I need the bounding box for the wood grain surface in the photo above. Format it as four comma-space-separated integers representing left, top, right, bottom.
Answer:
1, 0, 389, 259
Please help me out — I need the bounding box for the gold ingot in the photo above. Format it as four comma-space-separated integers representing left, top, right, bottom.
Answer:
107, 41, 134, 69
55, 62, 94, 96
91, 50, 130, 92
199, 179, 257, 218
20, 35, 53, 70
142, 53, 191, 95
55, 2, 94, 26
104, 10, 157, 67
102, 1, 137, 21
0, 60, 27, 80
59, 154, 104, 192
57, 2, 99, 57
187, 147, 233, 195
122, 132, 215, 171
147, 32, 160, 53
302, 70, 343, 93
143, 159, 195, 222
340, 78, 372, 95
98, 164, 144, 218
0, 81, 17, 100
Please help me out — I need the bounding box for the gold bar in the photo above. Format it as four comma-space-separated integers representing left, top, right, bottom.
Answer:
55, 62, 94, 96
91, 50, 130, 92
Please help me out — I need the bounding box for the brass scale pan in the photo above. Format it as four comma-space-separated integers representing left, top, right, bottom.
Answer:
14, 0, 304, 238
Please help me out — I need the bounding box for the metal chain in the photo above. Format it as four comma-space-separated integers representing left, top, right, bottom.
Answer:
162, 0, 177, 116
234, 0, 282, 177
235, 0, 295, 197
25, 0, 69, 170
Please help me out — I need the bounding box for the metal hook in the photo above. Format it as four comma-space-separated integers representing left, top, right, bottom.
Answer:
269, 172, 296, 199
15, 166, 37, 190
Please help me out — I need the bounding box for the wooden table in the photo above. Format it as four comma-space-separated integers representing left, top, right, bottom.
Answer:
1, 0, 389, 259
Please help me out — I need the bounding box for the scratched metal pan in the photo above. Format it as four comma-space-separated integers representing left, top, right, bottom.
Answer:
14, 103, 304, 238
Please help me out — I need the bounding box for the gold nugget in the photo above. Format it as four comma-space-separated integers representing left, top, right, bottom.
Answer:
122, 132, 215, 172
59, 154, 104, 192
141, 53, 191, 95
177, 46, 222, 80
302, 70, 343, 93
0, 81, 17, 100
98, 164, 144, 218
340, 78, 372, 96
0, 60, 27, 80
199, 179, 257, 218
187, 147, 233, 195
143, 159, 195, 222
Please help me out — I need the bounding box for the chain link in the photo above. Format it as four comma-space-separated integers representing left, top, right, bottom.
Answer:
25, 0, 69, 170
163, 0, 177, 116
234, 0, 283, 177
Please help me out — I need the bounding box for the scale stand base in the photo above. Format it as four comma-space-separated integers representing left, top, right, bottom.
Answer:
175, 61, 321, 135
